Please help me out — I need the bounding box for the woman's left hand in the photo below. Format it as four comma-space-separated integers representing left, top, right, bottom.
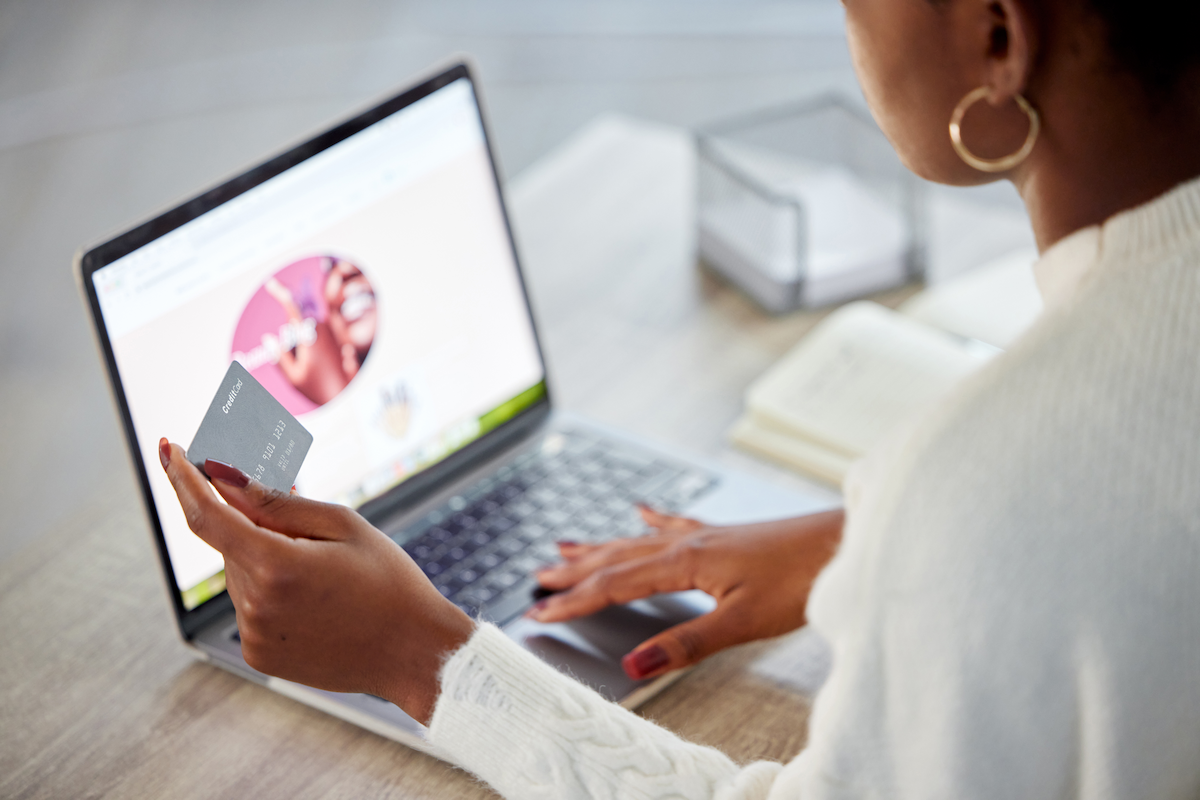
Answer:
158, 439, 475, 725
531, 506, 844, 679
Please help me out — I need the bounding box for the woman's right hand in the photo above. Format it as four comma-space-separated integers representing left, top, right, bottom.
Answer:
531, 506, 844, 680
158, 439, 475, 725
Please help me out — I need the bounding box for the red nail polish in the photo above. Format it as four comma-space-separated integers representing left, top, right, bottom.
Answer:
622, 645, 669, 679
524, 598, 550, 619
557, 540, 579, 547
532, 598, 549, 612
158, 438, 171, 470
204, 459, 251, 489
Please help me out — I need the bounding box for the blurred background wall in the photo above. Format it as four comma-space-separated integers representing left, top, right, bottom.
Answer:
0, 0, 866, 561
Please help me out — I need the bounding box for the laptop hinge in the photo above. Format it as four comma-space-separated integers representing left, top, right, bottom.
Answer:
356, 401, 551, 527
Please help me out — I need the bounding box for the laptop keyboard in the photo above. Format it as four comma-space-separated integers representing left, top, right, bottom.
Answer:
393, 429, 718, 623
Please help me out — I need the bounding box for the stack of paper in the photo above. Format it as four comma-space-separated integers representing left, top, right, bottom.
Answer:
698, 142, 911, 311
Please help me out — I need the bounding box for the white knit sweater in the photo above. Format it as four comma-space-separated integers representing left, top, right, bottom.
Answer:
428, 177, 1200, 799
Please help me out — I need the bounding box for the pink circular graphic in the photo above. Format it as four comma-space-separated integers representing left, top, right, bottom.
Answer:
231, 256, 378, 415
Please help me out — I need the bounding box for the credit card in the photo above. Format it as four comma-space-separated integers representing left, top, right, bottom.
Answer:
186, 361, 313, 492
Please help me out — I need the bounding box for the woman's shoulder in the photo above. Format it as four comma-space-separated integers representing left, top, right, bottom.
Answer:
869, 242, 1200, 606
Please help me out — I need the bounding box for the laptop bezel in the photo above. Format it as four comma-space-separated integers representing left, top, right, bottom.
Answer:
76, 61, 554, 639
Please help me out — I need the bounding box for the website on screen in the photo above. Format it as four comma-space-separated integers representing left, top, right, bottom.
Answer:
94, 79, 544, 607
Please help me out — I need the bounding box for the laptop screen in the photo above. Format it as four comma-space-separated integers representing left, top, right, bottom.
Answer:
87, 72, 546, 611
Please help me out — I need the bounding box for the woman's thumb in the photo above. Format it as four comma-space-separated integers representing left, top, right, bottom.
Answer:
621, 607, 744, 680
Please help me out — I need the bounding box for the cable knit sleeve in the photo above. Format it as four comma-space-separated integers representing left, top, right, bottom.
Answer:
427, 623, 786, 799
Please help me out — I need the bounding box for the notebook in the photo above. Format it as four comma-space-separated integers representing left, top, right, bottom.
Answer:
729, 248, 1041, 483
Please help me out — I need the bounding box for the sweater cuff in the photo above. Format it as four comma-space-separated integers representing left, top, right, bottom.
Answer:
428, 623, 752, 799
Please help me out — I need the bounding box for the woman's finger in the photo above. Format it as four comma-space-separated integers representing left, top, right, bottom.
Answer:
201, 458, 358, 542
555, 540, 600, 560
160, 440, 277, 559
638, 504, 703, 533
537, 536, 675, 590
530, 548, 697, 622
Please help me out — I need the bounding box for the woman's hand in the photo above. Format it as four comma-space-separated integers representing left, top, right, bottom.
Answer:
158, 439, 474, 725
531, 506, 844, 680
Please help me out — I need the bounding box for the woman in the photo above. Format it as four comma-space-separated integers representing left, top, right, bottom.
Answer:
158, 0, 1200, 795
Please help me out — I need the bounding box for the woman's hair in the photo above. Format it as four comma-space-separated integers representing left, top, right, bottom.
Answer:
1086, 0, 1200, 93
931, 0, 1200, 95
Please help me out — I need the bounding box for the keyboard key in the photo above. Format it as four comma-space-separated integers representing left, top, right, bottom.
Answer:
587, 479, 615, 496
476, 552, 503, 571
580, 512, 609, 530
436, 573, 468, 595
556, 525, 588, 542
497, 537, 525, 556
491, 570, 521, 590
508, 500, 537, 517
531, 542, 559, 562
602, 498, 631, 515
482, 577, 540, 625
517, 524, 546, 543
510, 554, 544, 574
457, 586, 494, 607
529, 488, 559, 505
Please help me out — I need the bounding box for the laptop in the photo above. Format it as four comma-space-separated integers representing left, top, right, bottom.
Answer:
75, 60, 832, 756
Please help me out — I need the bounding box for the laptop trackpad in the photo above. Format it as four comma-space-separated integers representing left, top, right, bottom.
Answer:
502, 590, 716, 702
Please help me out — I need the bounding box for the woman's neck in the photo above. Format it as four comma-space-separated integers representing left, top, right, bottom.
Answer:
1014, 72, 1200, 252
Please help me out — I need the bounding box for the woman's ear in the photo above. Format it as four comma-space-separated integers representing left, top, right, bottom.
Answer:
984, 0, 1036, 103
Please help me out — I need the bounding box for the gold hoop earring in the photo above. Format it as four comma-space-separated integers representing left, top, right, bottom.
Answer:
949, 86, 1040, 173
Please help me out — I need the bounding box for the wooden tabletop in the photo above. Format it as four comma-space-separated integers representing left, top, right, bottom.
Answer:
0, 116, 912, 799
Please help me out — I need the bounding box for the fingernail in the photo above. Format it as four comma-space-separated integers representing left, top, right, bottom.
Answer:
524, 598, 549, 619
622, 645, 669, 679
158, 438, 171, 470
556, 540, 579, 548
204, 459, 251, 489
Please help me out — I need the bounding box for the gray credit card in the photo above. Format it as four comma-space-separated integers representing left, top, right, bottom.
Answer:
186, 361, 312, 492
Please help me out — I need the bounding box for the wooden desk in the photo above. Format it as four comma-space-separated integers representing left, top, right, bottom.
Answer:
1, 116, 900, 799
